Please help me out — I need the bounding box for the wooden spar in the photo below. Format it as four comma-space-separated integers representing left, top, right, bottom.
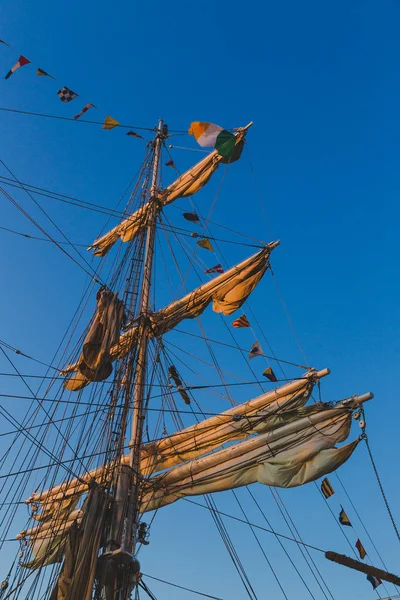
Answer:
325, 551, 400, 586
340, 392, 374, 407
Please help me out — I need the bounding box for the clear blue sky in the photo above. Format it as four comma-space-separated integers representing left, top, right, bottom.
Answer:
0, 1, 399, 598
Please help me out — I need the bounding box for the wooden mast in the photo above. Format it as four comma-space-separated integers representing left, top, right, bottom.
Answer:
101, 120, 165, 599
129, 118, 164, 536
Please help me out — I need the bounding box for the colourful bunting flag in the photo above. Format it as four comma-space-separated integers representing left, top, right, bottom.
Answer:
197, 238, 214, 252
366, 575, 382, 589
5, 55, 30, 79
127, 130, 143, 139
74, 103, 96, 120
103, 116, 120, 130
339, 507, 351, 527
249, 341, 263, 359
355, 539, 367, 560
36, 68, 54, 79
232, 315, 250, 328
183, 212, 200, 223
205, 264, 224, 274
263, 367, 277, 382
321, 477, 334, 499
189, 121, 237, 160
57, 87, 78, 103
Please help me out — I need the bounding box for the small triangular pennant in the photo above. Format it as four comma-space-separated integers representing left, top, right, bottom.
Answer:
339, 507, 352, 527
249, 341, 263, 359
232, 315, 250, 328
127, 130, 143, 139
321, 477, 334, 498
197, 238, 214, 252
183, 212, 200, 223
263, 367, 277, 382
205, 264, 224, 274
36, 68, 55, 79
355, 539, 367, 560
103, 116, 120, 130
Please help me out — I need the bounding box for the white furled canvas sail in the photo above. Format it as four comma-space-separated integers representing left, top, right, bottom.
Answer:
18, 485, 108, 579
88, 124, 251, 257
139, 403, 360, 513
62, 242, 278, 390
26, 369, 329, 509
19, 392, 371, 564
139, 368, 327, 474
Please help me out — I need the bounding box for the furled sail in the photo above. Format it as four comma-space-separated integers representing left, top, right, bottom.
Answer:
88, 126, 250, 257
139, 369, 326, 475
19, 486, 108, 578
151, 243, 276, 336
31, 370, 329, 508
64, 287, 125, 391
139, 404, 359, 513
22, 391, 369, 560
62, 243, 277, 389
49, 486, 109, 600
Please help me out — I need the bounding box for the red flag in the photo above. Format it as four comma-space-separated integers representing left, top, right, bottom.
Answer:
205, 264, 224, 274
74, 103, 96, 120
5, 55, 30, 79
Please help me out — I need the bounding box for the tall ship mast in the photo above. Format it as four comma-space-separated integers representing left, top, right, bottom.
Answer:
0, 117, 398, 600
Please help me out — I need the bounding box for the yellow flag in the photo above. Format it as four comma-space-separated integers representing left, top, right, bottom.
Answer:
103, 116, 120, 130
197, 238, 214, 252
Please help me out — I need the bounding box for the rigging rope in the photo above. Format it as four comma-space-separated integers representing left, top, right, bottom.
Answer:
181, 497, 326, 553
0, 224, 88, 247
334, 471, 400, 594
365, 436, 400, 544
269, 487, 335, 600
0, 107, 162, 131
232, 489, 290, 600
0, 183, 101, 284
142, 574, 225, 599
173, 329, 309, 369
0, 158, 106, 283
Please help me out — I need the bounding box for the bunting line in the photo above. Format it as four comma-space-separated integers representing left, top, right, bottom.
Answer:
0, 40, 145, 139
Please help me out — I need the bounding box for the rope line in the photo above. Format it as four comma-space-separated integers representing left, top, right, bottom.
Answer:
142, 574, 225, 599
173, 329, 309, 369
365, 436, 400, 543
181, 497, 326, 553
